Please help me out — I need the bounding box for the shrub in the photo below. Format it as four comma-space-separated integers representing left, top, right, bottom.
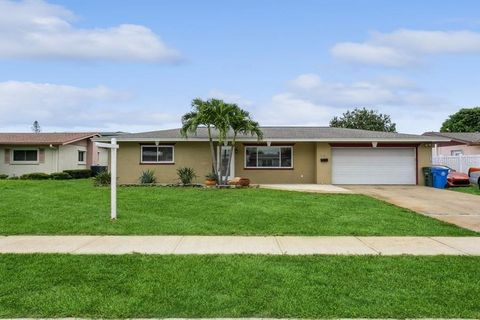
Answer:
177, 167, 197, 185
20, 172, 50, 180
7, 176, 19, 180
94, 171, 111, 186
63, 169, 92, 179
50, 172, 72, 180
139, 170, 156, 184
205, 172, 217, 181
0, 174, 8, 180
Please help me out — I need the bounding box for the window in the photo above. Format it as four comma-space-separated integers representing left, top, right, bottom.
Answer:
451, 150, 464, 156
245, 146, 293, 168
78, 150, 86, 163
12, 149, 38, 163
141, 145, 174, 163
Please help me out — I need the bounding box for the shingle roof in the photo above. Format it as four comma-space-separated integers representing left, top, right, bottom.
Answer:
423, 132, 480, 144
96, 126, 449, 142
0, 132, 99, 145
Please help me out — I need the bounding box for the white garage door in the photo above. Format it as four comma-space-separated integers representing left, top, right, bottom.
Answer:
332, 148, 416, 185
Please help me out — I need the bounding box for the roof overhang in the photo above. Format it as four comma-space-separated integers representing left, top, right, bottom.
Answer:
94, 137, 451, 143
61, 133, 99, 145
0, 142, 62, 146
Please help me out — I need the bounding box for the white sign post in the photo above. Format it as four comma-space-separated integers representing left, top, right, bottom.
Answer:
96, 138, 119, 220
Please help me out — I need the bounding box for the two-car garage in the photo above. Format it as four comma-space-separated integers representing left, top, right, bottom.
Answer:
331, 147, 417, 185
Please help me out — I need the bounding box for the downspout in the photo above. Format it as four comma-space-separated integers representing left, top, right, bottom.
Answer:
56, 145, 60, 172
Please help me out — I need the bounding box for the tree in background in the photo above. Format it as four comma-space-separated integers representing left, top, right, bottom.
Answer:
440, 107, 480, 132
31, 121, 41, 133
329, 108, 396, 132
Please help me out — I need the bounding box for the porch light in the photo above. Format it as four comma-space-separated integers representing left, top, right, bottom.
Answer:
372, 142, 378, 148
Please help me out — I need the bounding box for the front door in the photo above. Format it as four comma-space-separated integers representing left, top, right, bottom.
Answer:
217, 146, 235, 181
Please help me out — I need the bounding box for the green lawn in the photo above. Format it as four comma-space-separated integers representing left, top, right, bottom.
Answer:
0, 254, 479, 318
449, 185, 480, 195
0, 179, 475, 235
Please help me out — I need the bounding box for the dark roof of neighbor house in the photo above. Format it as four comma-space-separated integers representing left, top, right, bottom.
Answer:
96, 127, 449, 143
423, 132, 480, 144
99, 131, 129, 137
0, 132, 99, 145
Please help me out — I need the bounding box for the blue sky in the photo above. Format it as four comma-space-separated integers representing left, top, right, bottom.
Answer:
1, 0, 480, 133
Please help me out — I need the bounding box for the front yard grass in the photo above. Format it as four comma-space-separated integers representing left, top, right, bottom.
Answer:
0, 254, 479, 318
0, 179, 476, 235
449, 185, 480, 196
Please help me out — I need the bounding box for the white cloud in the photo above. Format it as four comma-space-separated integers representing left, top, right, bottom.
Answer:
331, 43, 414, 67
256, 93, 334, 126
0, 81, 179, 131
289, 74, 322, 89
0, 0, 180, 62
286, 73, 439, 107
207, 89, 253, 107
331, 29, 480, 66
252, 73, 448, 133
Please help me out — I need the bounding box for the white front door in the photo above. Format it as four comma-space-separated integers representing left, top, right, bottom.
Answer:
332, 147, 416, 185
217, 146, 235, 181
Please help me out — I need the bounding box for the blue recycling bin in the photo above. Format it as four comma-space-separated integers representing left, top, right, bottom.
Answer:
431, 167, 449, 189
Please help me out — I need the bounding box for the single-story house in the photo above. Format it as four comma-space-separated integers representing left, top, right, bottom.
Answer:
0, 132, 108, 177
423, 132, 480, 156
97, 127, 449, 185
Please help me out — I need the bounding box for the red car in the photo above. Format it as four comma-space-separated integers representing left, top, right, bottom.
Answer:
435, 166, 471, 187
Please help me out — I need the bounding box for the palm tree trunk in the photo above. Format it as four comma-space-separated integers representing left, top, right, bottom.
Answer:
207, 126, 217, 179
225, 135, 236, 184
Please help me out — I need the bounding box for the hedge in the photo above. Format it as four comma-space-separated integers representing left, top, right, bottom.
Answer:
62, 169, 92, 179
20, 173, 51, 180
50, 172, 72, 180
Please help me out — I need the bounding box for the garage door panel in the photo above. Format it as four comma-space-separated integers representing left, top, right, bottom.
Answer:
332, 148, 416, 185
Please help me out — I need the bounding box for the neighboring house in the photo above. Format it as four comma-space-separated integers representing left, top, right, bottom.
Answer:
423, 132, 480, 156
96, 127, 448, 185
0, 132, 106, 177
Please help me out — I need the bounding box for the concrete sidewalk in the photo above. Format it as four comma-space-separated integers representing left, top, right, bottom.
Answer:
0, 235, 479, 255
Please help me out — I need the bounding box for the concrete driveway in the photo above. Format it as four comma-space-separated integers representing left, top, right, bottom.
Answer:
344, 185, 480, 232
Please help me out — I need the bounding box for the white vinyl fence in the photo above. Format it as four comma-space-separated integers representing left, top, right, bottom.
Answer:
432, 155, 480, 173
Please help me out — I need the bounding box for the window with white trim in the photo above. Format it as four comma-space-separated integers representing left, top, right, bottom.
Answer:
451, 150, 464, 156
245, 146, 293, 168
141, 145, 174, 163
78, 150, 86, 163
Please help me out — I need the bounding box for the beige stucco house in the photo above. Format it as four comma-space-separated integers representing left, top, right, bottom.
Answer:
97, 127, 448, 185
0, 132, 108, 177
423, 132, 480, 156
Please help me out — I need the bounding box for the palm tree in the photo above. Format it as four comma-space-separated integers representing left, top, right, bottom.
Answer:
180, 98, 217, 173
181, 98, 263, 186
224, 106, 263, 181
206, 99, 236, 185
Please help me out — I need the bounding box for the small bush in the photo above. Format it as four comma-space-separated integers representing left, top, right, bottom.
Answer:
177, 167, 197, 185
94, 171, 111, 186
0, 174, 8, 180
20, 172, 50, 180
7, 176, 19, 180
205, 172, 217, 181
50, 172, 72, 180
139, 170, 156, 184
63, 169, 92, 179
